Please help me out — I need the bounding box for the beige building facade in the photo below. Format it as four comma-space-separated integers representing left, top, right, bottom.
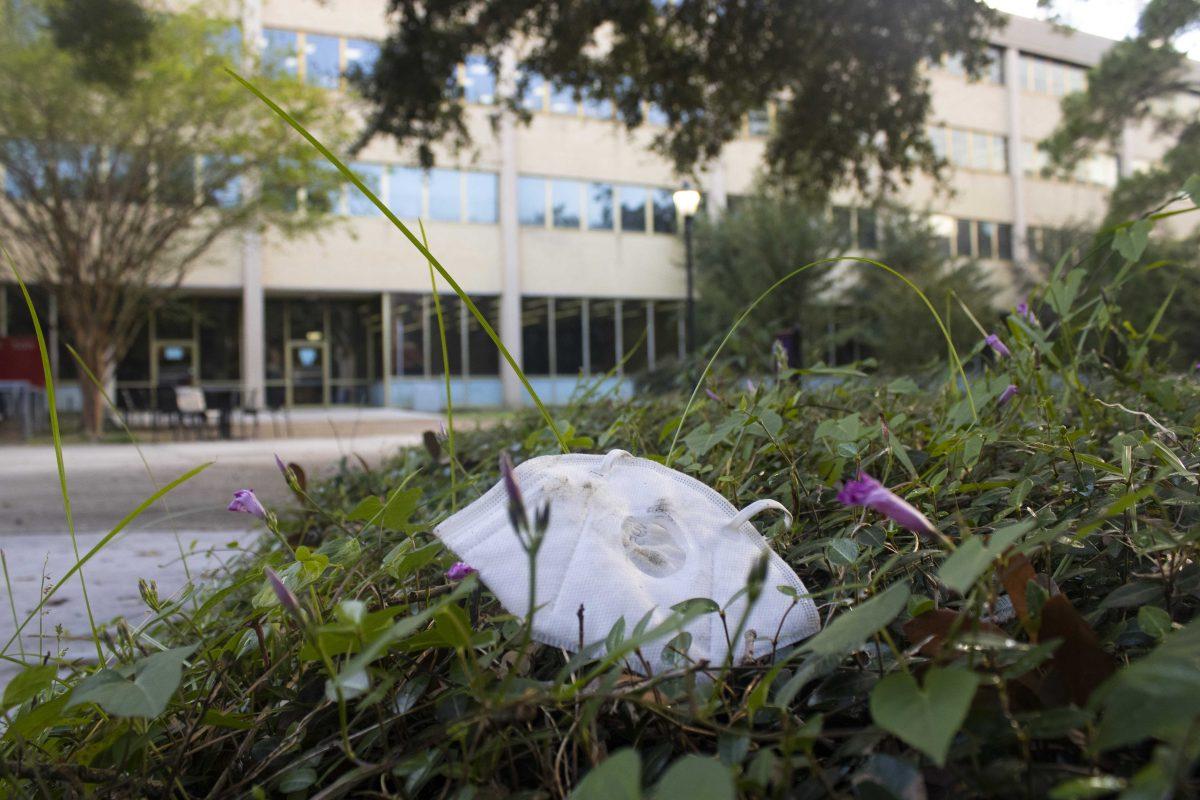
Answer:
2, 3, 1190, 412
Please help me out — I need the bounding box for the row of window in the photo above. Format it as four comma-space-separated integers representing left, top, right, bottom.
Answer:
1018, 53, 1087, 97
394, 295, 685, 378
341, 165, 499, 223
260, 28, 379, 89
517, 178, 679, 234
932, 216, 1015, 260
929, 126, 1010, 174
1022, 142, 1119, 187
940, 46, 1006, 85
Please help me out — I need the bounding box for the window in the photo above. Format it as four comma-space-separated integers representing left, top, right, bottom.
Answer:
556, 300, 585, 375
463, 55, 495, 104
467, 297, 501, 375
465, 172, 497, 223
521, 298, 551, 375
589, 300, 618, 374
856, 209, 878, 250
202, 156, 241, 208
1024, 141, 1118, 186
621, 301, 649, 373
261, 28, 298, 77
518, 177, 546, 226
344, 39, 379, 80
651, 188, 676, 234
1020, 54, 1086, 96
932, 125, 1007, 172
429, 169, 461, 222
430, 297, 463, 376
207, 24, 241, 62
587, 183, 614, 230
747, 108, 771, 136
347, 162, 382, 217
389, 167, 422, 219
549, 83, 577, 115
305, 33, 339, 88
620, 185, 647, 232
582, 90, 612, 119
551, 180, 582, 229
941, 46, 1004, 84
977, 221, 995, 258
832, 205, 853, 243
654, 302, 682, 364
957, 219, 973, 256
998, 223, 1013, 260
521, 72, 545, 111
306, 164, 341, 214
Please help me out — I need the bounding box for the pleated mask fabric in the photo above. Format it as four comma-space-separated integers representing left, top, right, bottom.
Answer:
433, 449, 821, 674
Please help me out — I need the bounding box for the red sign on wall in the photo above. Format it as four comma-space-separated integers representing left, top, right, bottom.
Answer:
0, 337, 45, 387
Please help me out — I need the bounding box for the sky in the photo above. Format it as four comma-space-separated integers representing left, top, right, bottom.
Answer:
984, 0, 1200, 58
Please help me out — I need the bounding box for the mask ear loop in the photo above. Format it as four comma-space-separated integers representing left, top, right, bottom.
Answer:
596, 449, 632, 475
726, 499, 792, 532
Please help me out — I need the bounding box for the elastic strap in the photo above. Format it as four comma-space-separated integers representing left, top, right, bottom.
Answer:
597, 449, 632, 475
726, 499, 792, 532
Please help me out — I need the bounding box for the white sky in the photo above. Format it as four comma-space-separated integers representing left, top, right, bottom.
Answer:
984, 0, 1200, 59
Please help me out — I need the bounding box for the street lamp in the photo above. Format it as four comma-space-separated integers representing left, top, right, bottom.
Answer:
672, 182, 701, 355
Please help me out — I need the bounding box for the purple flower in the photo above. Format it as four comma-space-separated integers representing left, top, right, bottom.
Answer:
1016, 301, 1036, 324
227, 489, 266, 519
705, 387, 721, 403
837, 472, 937, 537
499, 452, 527, 530
744, 379, 757, 394
264, 567, 302, 620
998, 384, 1019, 406
985, 333, 1011, 359
446, 562, 476, 581
274, 454, 288, 476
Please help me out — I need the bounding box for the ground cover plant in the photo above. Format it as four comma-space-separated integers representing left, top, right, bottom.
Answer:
5, 71, 1200, 798
6, 211, 1200, 798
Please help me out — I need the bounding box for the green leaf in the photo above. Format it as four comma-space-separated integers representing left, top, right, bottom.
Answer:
800, 581, 908, 658
571, 748, 641, 800
653, 755, 734, 800
869, 665, 981, 766
1182, 174, 1200, 205
2, 664, 56, 709
382, 487, 423, 531
1138, 606, 1172, 640
1047, 775, 1126, 800
1095, 619, 1200, 750
937, 520, 1034, 594
827, 538, 860, 567
1112, 218, 1153, 263
279, 767, 318, 793
347, 496, 383, 522
1100, 581, 1164, 609
67, 645, 197, 718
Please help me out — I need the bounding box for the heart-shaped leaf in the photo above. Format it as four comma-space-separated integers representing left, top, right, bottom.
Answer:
869, 665, 980, 765
67, 645, 197, 718
653, 755, 734, 800
571, 748, 641, 800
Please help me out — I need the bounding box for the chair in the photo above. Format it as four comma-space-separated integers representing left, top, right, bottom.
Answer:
174, 386, 212, 439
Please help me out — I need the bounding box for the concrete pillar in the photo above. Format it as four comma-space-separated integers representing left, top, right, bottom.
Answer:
497, 46, 524, 407
1004, 46, 1029, 267
380, 292, 393, 406
706, 156, 728, 220
240, 0, 266, 409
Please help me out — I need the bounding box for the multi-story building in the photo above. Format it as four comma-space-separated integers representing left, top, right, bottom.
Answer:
1, 4, 1194, 412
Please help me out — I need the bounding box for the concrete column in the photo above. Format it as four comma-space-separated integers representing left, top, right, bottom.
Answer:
380, 292, 393, 406
1118, 125, 1135, 179
706, 156, 728, 220
240, 0, 266, 409
1004, 46, 1029, 267
497, 46, 524, 407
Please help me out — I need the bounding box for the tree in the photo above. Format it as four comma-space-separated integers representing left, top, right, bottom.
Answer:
0, 0, 348, 435
355, 0, 1001, 196
843, 206, 996, 371
1040, 0, 1200, 226
693, 198, 995, 372
692, 194, 846, 364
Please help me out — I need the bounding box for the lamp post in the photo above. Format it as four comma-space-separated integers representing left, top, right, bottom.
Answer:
672, 182, 701, 355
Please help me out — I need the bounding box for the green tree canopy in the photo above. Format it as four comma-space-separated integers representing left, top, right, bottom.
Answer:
0, 0, 349, 434
357, 0, 1001, 196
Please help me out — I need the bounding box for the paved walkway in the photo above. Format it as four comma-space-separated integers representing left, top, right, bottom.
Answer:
0, 427, 436, 683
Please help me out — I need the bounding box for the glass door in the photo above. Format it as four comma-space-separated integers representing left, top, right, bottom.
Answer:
154, 342, 196, 386
286, 341, 328, 405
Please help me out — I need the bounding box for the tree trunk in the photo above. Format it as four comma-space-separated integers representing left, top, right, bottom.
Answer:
76, 338, 114, 440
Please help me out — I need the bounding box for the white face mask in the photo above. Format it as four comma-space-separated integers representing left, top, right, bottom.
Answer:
434, 449, 820, 673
